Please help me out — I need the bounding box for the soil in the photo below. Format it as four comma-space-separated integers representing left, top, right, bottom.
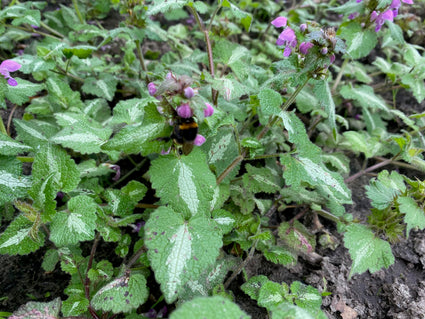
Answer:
2, 3, 425, 319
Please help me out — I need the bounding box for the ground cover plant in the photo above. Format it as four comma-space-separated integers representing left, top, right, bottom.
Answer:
0, 0, 425, 318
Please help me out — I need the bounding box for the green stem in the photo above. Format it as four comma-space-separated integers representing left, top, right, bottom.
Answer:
135, 39, 148, 82
187, 5, 218, 105
332, 58, 348, 93
257, 77, 310, 141
0, 118, 7, 135
40, 21, 65, 39
72, 0, 85, 24
314, 208, 344, 224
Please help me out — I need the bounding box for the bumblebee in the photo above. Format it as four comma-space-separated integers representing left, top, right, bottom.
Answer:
171, 116, 198, 155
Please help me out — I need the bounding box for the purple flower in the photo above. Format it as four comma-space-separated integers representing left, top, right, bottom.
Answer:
184, 87, 195, 99
176, 103, 193, 118
194, 134, 206, 146
356, 0, 362, 2
299, 42, 314, 55
299, 23, 307, 33
348, 12, 359, 20
276, 27, 297, 57
204, 103, 214, 117
402, 0, 413, 3
271, 16, 287, 28
148, 82, 157, 96
370, 9, 394, 32
329, 54, 336, 64
0, 60, 21, 86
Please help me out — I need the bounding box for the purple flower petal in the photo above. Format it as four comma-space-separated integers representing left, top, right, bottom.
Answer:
7, 77, 18, 86
283, 46, 292, 57
193, 134, 206, 146
402, 0, 413, 4
271, 16, 287, 28
0, 60, 21, 72
176, 103, 193, 118
148, 82, 157, 96
184, 87, 195, 99
299, 42, 314, 55
278, 27, 296, 43
204, 103, 214, 117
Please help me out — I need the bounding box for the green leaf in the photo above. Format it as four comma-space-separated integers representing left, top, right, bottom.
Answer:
400, 74, 425, 103
50, 195, 97, 246
269, 303, 315, 319
263, 245, 297, 267
258, 88, 283, 117
339, 21, 377, 59
212, 209, 235, 234
290, 281, 323, 315
242, 164, 281, 194
313, 80, 336, 140
145, 206, 223, 303
9, 298, 61, 319
81, 74, 118, 101
46, 76, 84, 110
258, 281, 289, 309
281, 155, 351, 203
102, 101, 167, 155
386, 21, 404, 44
0, 134, 32, 157
12, 54, 56, 73
111, 97, 158, 125
149, 148, 217, 218
0, 214, 45, 255
365, 170, 405, 209
147, 0, 189, 15
62, 294, 89, 317
42, 249, 59, 272
340, 85, 389, 112
5, 78, 45, 105
91, 273, 149, 314
31, 144, 80, 193
62, 45, 96, 59
170, 296, 250, 319
341, 131, 384, 158
0, 156, 31, 206
344, 223, 395, 277
278, 221, 316, 255
51, 113, 112, 154
221, 0, 252, 32
397, 196, 425, 238
241, 275, 269, 301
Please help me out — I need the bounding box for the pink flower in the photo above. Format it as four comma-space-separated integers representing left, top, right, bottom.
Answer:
370, 10, 394, 32
193, 134, 206, 146
0, 60, 21, 86
176, 103, 193, 118
204, 103, 214, 117
148, 82, 157, 96
276, 27, 297, 57
299, 42, 314, 55
184, 87, 195, 99
271, 16, 287, 28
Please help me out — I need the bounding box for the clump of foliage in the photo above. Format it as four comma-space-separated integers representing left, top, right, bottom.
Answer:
0, 0, 424, 318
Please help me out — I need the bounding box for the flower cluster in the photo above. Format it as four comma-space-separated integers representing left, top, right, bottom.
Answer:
147, 72, 214, 152
0, 60, 21, 86
271, 17, 297, 57
271, 17, 342, 67
356, 0, 414, 32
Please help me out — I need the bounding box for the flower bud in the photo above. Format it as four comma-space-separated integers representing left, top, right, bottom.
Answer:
194, 134, 206, 146
204, 103, 214, 117
148, 82, 157, 96
176, 103, 193, 118
320, 47, 328, 55
184, 87, 195, 99
300, 23, 307, 33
